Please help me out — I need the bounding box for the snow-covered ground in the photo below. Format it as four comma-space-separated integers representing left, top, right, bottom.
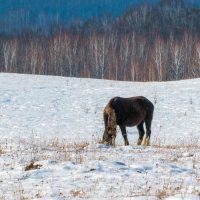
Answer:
0, 73, 200, 199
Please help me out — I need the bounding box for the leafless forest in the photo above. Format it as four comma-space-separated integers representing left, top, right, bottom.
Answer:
1, 0, 200, 81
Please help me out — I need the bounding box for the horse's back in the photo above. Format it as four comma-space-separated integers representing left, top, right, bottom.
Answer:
109, 96, 154, 126
110, 96, 153, 110
136, 96, 154, 112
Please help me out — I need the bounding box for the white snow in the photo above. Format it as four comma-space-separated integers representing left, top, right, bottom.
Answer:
0, 73, 200, 199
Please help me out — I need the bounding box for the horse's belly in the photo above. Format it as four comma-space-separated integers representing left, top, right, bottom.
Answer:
125, 119, 142, 127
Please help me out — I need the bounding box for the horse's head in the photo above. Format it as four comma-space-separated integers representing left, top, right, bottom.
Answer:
102, 126, 117, 146
100, 102, 117, 146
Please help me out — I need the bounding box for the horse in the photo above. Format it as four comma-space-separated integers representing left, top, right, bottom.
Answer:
101, 96, 154, 146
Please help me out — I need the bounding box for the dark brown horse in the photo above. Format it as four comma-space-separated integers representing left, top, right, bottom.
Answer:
101, 96, 154, 146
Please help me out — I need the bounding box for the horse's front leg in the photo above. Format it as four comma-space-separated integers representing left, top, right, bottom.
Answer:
119, 125, 129, 146
137, 122, 145, 145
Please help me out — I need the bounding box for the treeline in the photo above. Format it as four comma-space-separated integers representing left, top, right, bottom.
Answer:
0, 0, 200, 81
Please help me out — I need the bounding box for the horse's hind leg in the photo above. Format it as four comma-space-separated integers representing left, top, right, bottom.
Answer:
119, 125, 129, 146
137, 122, 145, 145
144, 115, 153, 146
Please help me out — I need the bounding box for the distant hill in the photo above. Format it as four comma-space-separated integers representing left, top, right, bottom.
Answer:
0, 0, 144, 34
3, 0, 198, 34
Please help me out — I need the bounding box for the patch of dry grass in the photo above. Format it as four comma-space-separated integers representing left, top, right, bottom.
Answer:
70, 189, 86, 198
24, 161, 42, 171
0, 145, 3, 156
43, 138, 89, 164
1, 136, 200, 199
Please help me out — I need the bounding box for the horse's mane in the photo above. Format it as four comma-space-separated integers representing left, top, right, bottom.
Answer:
104, 102, 117, 132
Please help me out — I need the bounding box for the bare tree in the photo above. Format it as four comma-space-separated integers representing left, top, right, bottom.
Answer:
89, 34, 109, 79
107, 33, 118, 80
119, 36, 130, 80
3, 39, 18, 72
152, 36, 167, 81
168, 35, 185, 80
192, 42, 200, 78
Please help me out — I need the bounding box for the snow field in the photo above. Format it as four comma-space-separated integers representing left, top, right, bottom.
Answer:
0, 73, 200, 199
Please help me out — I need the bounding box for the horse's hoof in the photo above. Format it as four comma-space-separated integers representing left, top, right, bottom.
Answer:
143, 137, 150, 146
124, 140, 129, 146
137, 139, 142, 145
